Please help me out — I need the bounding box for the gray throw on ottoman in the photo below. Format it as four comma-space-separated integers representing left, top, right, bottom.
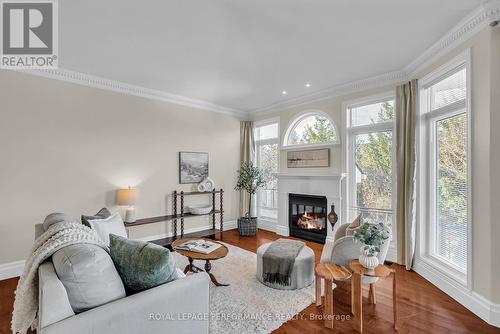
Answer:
256, 241, 314, 290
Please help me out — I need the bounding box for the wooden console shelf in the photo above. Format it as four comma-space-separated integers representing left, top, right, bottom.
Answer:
125, 189, 224, 247
124, 210, 222, 227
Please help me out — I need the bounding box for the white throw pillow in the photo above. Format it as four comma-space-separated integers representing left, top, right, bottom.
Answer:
88, 212, 127, 246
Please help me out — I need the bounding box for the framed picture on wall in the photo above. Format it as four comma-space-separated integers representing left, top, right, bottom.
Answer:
287, 148, 330, 168
179, 152, 209, 184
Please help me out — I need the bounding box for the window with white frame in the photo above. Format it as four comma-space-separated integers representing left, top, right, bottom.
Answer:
419, 52, 470, 279
345, 95, 396, 246
284, 112, 338, 147
254, 120, 279, 220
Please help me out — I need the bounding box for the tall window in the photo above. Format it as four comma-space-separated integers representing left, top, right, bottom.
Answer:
284, 112, 338, 147
346, 96, 396, 247
420, 53, 470, 278
254, 120, 279, 220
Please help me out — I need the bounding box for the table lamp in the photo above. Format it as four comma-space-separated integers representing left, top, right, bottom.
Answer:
117, 187, 139, 223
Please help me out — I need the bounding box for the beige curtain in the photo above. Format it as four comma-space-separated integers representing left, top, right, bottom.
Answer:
239, 121, 255, 217
396, 80, 417, 270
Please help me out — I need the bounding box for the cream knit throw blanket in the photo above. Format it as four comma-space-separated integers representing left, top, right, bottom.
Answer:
11, 222, 107, 334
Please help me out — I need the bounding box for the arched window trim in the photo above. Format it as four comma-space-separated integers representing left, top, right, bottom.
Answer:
282, 110, 340, 149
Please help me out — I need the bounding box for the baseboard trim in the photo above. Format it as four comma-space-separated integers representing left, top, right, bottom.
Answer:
257, 218, 277, 233
275, 225, 289, 236
133, 220, 237, 242
0, 260, 25, 281
413, 258, 500, 327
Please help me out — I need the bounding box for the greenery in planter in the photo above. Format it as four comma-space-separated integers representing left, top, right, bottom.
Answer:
235, 161, 267, 217
353, 222, 390, 256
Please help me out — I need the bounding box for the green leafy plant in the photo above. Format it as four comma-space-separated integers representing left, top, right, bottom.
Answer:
235, 161, 267, 217
353, 222, 390, 256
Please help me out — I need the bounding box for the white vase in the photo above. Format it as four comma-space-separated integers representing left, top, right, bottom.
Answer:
359, 247, 379, 270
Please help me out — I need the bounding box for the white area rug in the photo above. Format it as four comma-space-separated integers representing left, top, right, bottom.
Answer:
173, 242, 315, 334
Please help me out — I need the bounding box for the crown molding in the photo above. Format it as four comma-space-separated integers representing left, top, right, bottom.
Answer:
249, 1, 500, 116
250, 70, 408, 116
19, 68, 249, 118
404, 0, 500, 77
13, 1, 500, 120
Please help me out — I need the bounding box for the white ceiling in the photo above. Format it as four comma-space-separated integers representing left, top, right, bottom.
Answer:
59, 0, 486, 113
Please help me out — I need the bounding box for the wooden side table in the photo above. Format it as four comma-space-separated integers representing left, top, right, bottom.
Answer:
172, 237, 229, 286
315, 263, 352, 329
349, 260, 397, 333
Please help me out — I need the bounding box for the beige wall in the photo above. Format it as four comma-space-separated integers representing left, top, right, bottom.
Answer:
0, 70, 240, 264
489, 25, 500, 303
252, 26, 499, 304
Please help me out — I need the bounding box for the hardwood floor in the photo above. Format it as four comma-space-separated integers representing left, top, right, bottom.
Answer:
0, 229, 498, 334
216, 229, 499, 334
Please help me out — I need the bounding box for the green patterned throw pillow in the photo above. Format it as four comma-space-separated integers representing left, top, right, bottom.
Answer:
109, 234, 176, 293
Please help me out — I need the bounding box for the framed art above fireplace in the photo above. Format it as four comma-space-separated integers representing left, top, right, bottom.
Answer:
287, 148, 330, 168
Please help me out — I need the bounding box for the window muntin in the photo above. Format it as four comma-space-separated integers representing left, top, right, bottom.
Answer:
254, 121, 279, 220
285, 113, 338, 146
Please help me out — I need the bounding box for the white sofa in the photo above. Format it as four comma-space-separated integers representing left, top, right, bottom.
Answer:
35, 224, 210, 334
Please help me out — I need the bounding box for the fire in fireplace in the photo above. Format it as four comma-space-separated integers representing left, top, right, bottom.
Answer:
289, 193, 327, 244
296, 212, 324, 231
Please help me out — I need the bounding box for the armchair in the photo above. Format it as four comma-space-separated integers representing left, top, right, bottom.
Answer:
320, 223, 392, 297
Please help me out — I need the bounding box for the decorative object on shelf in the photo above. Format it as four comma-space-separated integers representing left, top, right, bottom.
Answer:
287, 148, 329, 168
202, 177, 215, 191
353, 222, 390, 269
188, 204, 212, 215
179, 151, 209, 184
195, 177, 215, 192
235, 161, 266, 236
327, 204, 338, 231
197, 182, 206, 192
117, 187, 139, 223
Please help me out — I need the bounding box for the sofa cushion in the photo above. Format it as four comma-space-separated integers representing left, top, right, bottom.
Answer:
52, 244, 126, 313
81, 208, 111, 227
43, 213, 74, 231
87, 212, 127, 246
109, 234, 177, 294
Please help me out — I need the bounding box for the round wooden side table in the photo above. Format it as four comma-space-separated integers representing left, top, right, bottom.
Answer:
172, 237, 229, 286
315, 263, 352, 329
349, 260, 397, 333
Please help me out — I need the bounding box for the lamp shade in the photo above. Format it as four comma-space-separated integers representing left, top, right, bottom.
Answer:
117, 187, 139, 206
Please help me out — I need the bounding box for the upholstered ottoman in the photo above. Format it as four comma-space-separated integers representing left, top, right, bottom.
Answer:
256, 242, 315, 290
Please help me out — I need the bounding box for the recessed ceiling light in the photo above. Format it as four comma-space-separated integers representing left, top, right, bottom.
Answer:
305, 83, 311, 88
282, 90, 287, 95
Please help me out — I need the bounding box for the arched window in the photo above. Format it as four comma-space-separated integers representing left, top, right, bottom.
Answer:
284, 111, 339, 147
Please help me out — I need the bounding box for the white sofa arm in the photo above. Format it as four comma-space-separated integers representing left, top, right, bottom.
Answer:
40, 272, 211, 334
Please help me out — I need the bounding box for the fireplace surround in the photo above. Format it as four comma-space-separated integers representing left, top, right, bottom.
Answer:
275, 172, 345, 243
289, 193, 327, 244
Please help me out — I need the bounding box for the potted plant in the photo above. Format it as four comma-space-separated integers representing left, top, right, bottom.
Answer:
353, 222, 390, 269
235, 161, 266, 236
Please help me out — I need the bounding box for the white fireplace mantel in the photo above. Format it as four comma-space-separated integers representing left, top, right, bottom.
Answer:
274, 172, 346, 242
